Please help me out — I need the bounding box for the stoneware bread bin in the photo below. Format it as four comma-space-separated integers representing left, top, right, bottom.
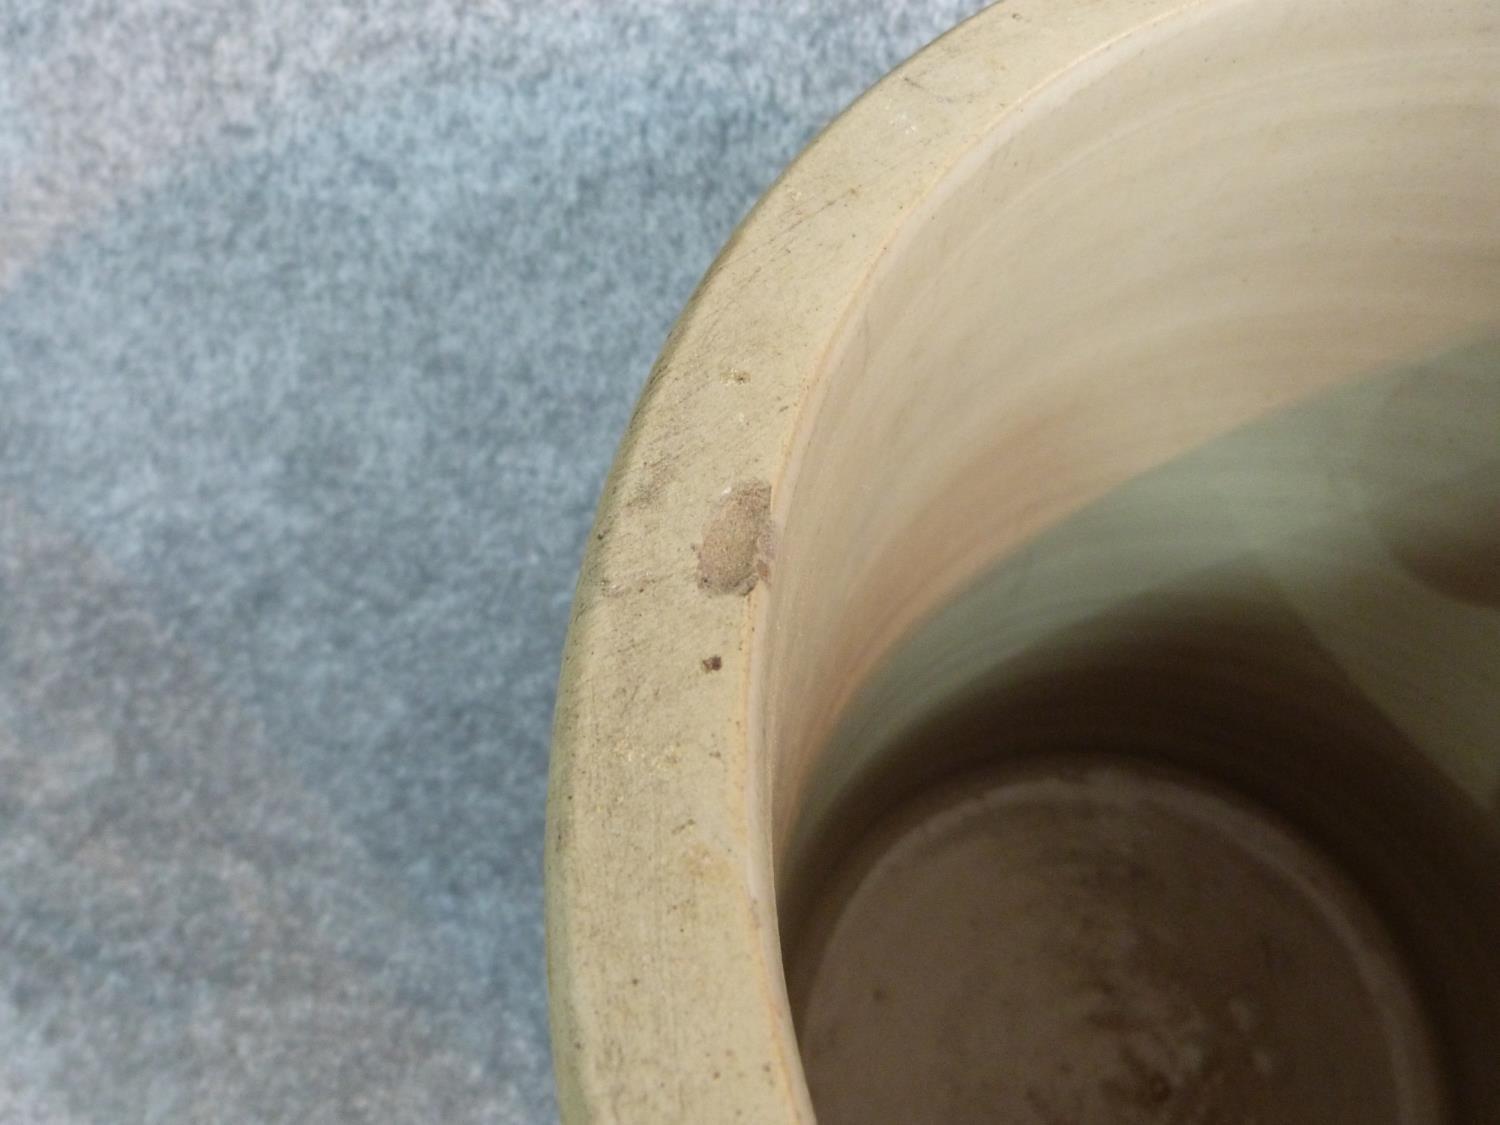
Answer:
545, 0, 1500, 1120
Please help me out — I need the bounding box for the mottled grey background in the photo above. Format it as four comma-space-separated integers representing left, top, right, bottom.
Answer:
0, 2, 985, 1122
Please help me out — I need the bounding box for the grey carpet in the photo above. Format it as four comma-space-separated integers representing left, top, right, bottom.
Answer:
0, 1, 986, 1122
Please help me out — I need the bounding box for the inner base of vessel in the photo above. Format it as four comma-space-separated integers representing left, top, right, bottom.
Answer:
792, 758, 1445, 1125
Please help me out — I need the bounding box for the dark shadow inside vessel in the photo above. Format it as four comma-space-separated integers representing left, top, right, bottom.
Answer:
781, 340, 1500, 1124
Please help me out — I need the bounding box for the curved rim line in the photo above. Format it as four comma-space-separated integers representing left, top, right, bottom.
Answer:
544, 1, 1208, 1119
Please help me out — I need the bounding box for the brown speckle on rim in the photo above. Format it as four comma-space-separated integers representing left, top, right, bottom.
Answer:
702, 655, 722, 672
696, 480, 774, 595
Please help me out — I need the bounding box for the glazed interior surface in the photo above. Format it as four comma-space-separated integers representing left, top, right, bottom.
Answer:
755, 0, 1500, 1120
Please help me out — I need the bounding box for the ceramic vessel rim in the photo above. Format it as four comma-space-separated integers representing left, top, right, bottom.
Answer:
544, 1, 1219, 1119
